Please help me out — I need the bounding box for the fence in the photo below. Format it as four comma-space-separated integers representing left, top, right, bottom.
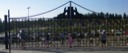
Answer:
8, 18, 128, 49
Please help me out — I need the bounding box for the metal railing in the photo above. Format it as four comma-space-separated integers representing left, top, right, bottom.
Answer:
8, 18, 128, 48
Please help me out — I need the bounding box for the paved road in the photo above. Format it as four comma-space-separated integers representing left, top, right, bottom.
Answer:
1, 50, 128, 53
67, 51, 128, 53
1, 45, 128, 53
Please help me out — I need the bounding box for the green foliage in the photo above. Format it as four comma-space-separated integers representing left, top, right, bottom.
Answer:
1, 12, 128, 33
0, 19, 4, 33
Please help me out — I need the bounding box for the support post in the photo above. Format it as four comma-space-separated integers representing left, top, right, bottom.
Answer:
69, 1, 72, 32
8, 10, 11, 53
4, 15, 8, 49
69, 1, 72, 19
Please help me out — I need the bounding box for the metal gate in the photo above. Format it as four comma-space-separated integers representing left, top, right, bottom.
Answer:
7, 17, 128, 49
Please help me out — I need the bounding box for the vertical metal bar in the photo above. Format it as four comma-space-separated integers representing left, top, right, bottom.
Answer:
27, 7, 30, 47
85, 19, 87, 47
121, 19, 123, 46
69, 1, 72, 34
48, 18, 52, 47
5, 15, 8, 49
41, 18, 44, 47
113, 19, 115, 46
83, 20, 85, 47
51, 19, 53, 47
11, 19, 14, 48
89, 19, 91, 47
8, 10, 11, 53
37, 18, 39, 47
15, 19, 18, 48
54, 19, 55, 47
83, 20, 84, 47
69, 1, 72, 19
80, 19, 81, 47
67, 19, 69, 47
122, 19, 124, 46
93, 19, 95, 47
124, 19, 126, 46
115, 19, 117, 46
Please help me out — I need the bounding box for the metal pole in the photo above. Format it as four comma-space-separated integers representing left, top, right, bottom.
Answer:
70, 1, 72, 19
8, 10, 11, 53
4, 15, 8, 49
69, 1, 72, 32
27, 7, 30, 20
27, 7, 30, 30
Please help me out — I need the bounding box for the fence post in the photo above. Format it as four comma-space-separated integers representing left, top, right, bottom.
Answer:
8, 10, 11, 53
4, 15, 8, 49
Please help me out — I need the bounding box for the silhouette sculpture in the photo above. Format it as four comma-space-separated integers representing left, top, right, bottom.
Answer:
54, 6, 83, 19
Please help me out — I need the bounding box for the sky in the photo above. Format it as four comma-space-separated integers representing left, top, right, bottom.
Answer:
0, 0, 128, 21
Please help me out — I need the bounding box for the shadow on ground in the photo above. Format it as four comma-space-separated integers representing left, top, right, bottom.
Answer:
0, 51, 8, 53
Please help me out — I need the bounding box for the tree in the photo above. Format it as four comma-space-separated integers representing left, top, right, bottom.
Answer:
123, 13, 127, 19
0, 19, 4, 33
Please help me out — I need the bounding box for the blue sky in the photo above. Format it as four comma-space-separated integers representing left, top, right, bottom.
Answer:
0, 0, 128, 20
